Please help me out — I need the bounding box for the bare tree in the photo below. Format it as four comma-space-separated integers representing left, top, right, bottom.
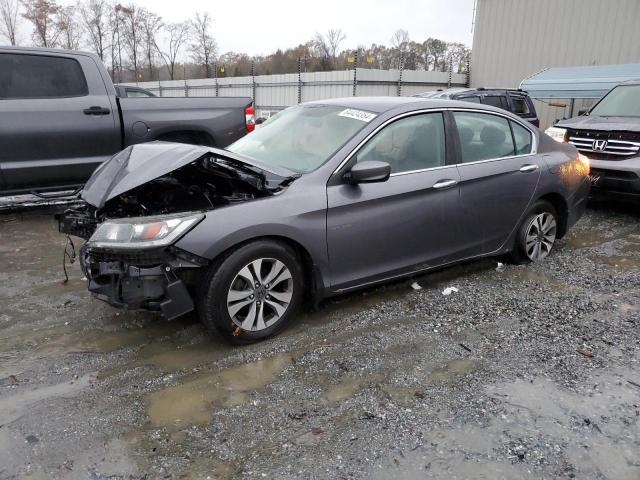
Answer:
390, 28, 410, 51
325, 28, 345, 63
81, 0, 109, 60
57, 5, 80, 50
189, 11, 216, 77
119, 3, 142, 79
140, 8, 161, 80
21, 0, 61, 47
0, 0, 19, 45
156, 21, 189, 80
109, 2, 124, 81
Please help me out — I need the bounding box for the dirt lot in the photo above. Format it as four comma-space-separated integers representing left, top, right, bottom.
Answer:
1, 201, 639, 480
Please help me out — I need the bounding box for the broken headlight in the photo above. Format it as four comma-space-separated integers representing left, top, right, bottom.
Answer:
88, 212, 204, 249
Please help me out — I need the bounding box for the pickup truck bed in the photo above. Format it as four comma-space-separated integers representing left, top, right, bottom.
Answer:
0, 47, 253, 195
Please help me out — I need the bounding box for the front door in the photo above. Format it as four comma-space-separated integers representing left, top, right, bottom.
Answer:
326, 111, 463, 291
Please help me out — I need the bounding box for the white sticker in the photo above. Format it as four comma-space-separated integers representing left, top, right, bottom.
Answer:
338, 108, 377, 122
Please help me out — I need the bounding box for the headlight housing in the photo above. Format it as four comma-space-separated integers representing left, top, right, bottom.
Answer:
88, 212, 204, 249
545, 126, 568, 143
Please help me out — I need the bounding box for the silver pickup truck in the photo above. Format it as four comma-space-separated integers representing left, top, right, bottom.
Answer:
0, 47, 254, 195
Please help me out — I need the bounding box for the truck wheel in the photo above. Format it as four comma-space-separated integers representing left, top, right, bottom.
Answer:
198, 240, 304, 344
510, 200, 558, 263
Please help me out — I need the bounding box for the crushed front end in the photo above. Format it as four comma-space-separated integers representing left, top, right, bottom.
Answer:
80, 244, 207, 320
56, 142, 297, 320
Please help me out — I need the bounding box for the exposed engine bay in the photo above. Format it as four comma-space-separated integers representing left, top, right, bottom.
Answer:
56, 143, 298, 320
58, 153, 293, 240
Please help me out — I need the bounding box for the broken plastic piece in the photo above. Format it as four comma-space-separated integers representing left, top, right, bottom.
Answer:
410, 282, 422, 290
496, 262, 505, 272
441, 286, 459, 296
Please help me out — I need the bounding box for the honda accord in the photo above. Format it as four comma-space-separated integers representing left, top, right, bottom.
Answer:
59, 97, 590, 343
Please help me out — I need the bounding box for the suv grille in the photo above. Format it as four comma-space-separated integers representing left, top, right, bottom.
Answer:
567, 129, 640, 160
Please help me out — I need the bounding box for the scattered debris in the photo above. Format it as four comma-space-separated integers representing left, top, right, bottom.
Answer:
458, 343, 472, 353
576, 347, 594, 358
441, 287, 459, 296
25, 435, 39, 445
496, 262, 505, 272
627, 380, 640, 389
410, 282, 422, 290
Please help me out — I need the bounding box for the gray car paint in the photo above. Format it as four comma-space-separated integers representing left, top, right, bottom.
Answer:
0, 46, 252, 194
165, 98, 589, 297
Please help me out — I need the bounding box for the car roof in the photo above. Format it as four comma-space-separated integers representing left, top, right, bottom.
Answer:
619, 79, 640, 86
414, 87, 530, 99
303, 96, 521, 117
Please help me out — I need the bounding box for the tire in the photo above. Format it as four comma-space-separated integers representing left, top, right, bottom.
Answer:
197, 240, 304, 344
510, 200, 559, 264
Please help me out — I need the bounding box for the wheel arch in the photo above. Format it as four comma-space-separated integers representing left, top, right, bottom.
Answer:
206, 234, 326, 304
536, 192, 569, 238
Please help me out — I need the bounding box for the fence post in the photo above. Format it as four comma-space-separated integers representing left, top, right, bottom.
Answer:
465, 58, 471, 87
183, 66, 189, 97
157, 77, 162, 97
214, 62, 219, 97
297, 57, 302, 104
447, 56, 453, 88
251, 60, 256, 106
397, 52, 404, 97
352, 50, 358, 96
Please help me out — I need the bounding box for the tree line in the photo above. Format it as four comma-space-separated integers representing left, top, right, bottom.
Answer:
0, 0, 470, 82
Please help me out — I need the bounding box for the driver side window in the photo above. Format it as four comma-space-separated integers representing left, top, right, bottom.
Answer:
357, 112, 446, 174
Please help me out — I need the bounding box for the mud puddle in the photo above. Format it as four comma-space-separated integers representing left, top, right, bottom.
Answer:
146, 353, 294, 429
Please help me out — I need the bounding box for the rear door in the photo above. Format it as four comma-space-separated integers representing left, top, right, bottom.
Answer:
451, 110, 540, 255
326, 111, 464, 290
0, 51, 120, 192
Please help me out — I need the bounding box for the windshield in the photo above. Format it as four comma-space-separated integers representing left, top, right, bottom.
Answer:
226, 105, 374, 172
589, 85, 640, 117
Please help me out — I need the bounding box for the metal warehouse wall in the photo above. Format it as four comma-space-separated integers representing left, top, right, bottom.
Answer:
471, 0, 640, 128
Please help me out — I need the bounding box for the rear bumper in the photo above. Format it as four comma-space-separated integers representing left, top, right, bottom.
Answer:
589, 156, 640, 197
80, 245, 208, 320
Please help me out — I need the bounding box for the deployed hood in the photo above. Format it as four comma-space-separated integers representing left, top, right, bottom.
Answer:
82, 141, 297, 208
556, 115, 640, 132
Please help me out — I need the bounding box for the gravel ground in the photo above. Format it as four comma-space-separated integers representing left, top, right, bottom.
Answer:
0, 201, 639, 480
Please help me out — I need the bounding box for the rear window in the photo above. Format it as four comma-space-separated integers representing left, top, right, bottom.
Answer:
0, 53, 88, 99
510, 96, 531, 115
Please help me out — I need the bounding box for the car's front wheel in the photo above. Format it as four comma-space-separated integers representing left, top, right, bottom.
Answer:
511, 200, 558, 263
198, 240, 304, 344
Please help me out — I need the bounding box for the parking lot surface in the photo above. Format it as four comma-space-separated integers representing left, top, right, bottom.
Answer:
1, 202, 639, 479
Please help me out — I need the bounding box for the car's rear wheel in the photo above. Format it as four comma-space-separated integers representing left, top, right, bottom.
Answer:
198, 240, 304, 344
511, 200, 558, 263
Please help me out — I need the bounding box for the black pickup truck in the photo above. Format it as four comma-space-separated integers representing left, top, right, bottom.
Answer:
0, 47, 254, 195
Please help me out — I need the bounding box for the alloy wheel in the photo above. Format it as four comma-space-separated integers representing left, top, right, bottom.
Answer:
226, 258, 294, 331
525, 212, 557, 261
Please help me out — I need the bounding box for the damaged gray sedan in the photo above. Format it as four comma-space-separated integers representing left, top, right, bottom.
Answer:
59, 97, 591, 343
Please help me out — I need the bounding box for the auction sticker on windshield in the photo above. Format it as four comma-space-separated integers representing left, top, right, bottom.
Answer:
338, 109, 377, 122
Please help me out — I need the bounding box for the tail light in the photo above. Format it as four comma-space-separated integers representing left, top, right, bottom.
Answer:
245, 104, 255, 132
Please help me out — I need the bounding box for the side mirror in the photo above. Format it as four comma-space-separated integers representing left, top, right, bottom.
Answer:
578, 108, 589, 116
345, 160, 391, 184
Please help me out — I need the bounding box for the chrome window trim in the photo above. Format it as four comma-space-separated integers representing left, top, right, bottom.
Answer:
331, 107, 538, 178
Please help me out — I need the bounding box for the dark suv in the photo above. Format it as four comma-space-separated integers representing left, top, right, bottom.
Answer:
413, 88, 539, 127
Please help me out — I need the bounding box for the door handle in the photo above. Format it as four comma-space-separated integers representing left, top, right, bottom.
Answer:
83, 106, 111, 115
519, 164, 539, 173
433, 179, 458, 189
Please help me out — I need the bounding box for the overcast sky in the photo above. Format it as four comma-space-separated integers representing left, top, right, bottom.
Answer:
126, 0, 475, 56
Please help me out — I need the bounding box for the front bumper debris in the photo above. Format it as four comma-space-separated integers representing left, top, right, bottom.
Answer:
80, 245, 208, 320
